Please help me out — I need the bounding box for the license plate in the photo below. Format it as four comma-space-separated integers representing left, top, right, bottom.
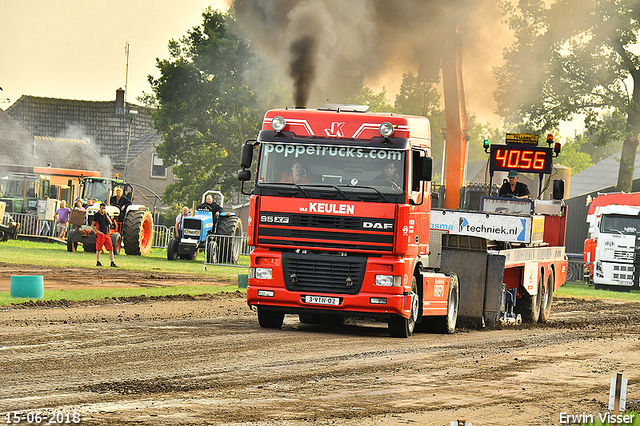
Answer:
304, 295, 340, 305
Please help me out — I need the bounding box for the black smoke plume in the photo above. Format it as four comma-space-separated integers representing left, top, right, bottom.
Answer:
289, 35, 317, 107
232, 0, 508, 123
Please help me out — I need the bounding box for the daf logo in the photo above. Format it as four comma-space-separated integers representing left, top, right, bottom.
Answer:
363, 221, 393, 230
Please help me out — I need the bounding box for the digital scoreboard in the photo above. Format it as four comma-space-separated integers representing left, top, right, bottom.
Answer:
489, 145, 553, 174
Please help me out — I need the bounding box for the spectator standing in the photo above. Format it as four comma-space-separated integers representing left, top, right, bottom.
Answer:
55, 200, 71, 239
91, 203, 118, 267
175, 206, 190, 238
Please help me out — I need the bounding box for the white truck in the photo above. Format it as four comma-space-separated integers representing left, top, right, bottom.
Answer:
584, 193, 640, 291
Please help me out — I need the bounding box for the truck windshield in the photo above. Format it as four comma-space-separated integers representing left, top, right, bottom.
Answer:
256, 142, 405, 193
600, 215, 640, 235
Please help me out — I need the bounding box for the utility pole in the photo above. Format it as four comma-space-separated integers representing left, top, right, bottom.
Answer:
124, 42, 130, 103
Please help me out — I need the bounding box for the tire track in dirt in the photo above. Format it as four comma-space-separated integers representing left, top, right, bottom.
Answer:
1, 290, 639, 425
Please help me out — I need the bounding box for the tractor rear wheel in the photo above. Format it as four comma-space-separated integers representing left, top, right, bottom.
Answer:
123, 210, 154, 256
216, 216, 243, 264
67, 229, 78, 252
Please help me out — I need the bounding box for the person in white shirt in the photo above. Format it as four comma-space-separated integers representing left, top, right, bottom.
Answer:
175, 206, 190, 238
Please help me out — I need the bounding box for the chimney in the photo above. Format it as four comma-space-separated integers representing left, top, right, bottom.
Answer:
115, 88, 125, 114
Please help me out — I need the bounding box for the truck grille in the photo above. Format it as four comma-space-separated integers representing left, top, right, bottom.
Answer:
282, 252, 367, 295
257, 212, 394, 252
613, 250, 634, 261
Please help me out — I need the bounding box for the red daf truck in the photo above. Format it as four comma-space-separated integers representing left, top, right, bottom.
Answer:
237, 106, 568, 337
238, 106, 457, 337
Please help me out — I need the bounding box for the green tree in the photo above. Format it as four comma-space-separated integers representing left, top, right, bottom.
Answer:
148, 8, 262, 205
554, 136, 594, 174
394, 72, 446, 162
346, 85, 392, 112
494, 0, 640, 192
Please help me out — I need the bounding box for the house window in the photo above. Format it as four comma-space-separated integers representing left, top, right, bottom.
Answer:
151, 154, 167, 178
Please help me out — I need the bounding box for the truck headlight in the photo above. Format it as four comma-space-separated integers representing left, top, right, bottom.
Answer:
271, 116, 286, 132
250, 267, 273, 280
379, 122, 394, 138
375, 275, 401, 286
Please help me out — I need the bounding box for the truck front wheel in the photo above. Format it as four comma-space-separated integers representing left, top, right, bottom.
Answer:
257, 307, 284, 329
388, 277, 419, 338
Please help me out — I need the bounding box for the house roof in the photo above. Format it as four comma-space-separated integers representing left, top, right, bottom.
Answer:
5, 91, 155, 163
111, 131, 162, 169
568, 150, 640, 198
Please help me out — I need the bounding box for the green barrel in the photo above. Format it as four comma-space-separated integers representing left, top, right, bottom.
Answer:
10, 275, 44, 299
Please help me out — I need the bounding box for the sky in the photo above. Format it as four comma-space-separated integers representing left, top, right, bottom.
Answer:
0, 0, 230, 109
0, 0, 585, 138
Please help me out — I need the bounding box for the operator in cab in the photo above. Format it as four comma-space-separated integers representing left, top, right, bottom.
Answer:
499, 170, 530, 198
198, 194, 223, 215
110, 187, 131, 222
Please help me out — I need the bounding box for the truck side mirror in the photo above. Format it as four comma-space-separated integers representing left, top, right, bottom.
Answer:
418, 156, 433, 182
238, 169, 251, 181
552, 179, 565, 200
240, 141, 254, 169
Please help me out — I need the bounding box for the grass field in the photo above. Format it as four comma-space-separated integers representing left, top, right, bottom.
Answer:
0, 240, 247, 306
0, 239, 246, 277
557, 282, 640, 302
2, 240, 640, 306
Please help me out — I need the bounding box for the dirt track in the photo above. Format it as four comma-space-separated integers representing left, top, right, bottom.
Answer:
1, 266, 640, 425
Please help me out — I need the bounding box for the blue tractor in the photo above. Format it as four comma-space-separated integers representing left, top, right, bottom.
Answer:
167, 191, 243, 263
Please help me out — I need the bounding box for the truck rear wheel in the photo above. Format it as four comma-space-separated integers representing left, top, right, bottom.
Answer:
431, 274, 459, 334
216, 215, 243, 263
67, 229, 78, 252
539, 271, 554, 323
123, 210, 154, 256
517, 274, 543, 323
388, 277, 419, 338
257, 307, 284, 329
